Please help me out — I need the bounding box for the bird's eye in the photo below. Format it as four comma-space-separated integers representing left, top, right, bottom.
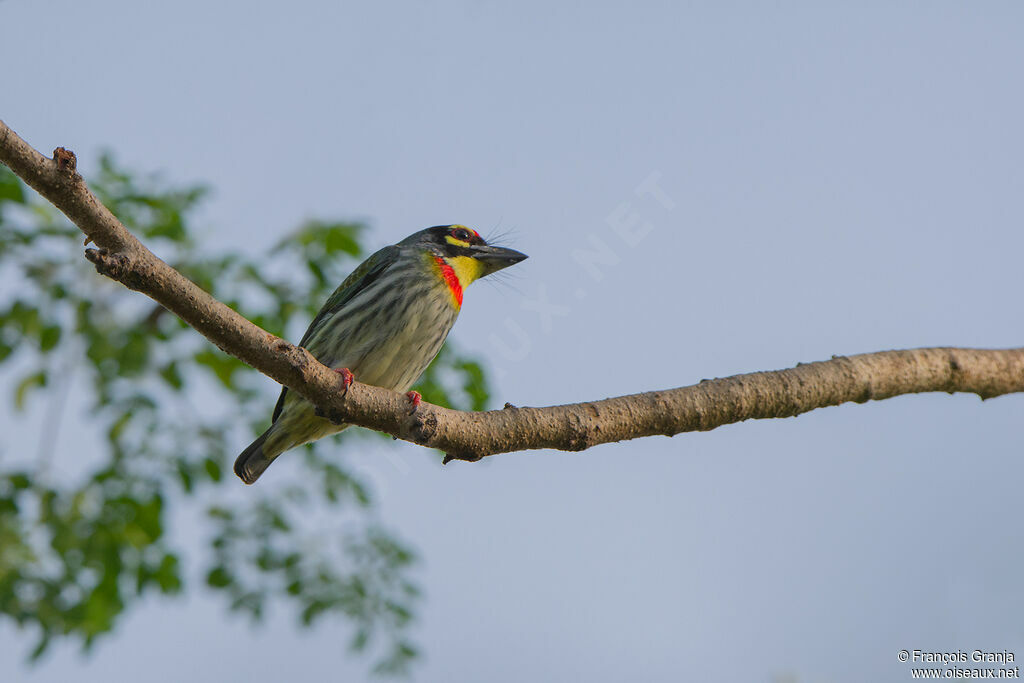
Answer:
452, 228, 472, 242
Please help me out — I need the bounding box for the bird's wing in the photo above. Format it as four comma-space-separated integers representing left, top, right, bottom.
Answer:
271, 245, 402, 423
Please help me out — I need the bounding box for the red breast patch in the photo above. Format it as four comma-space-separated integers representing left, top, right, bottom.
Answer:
434, 255, 463, 307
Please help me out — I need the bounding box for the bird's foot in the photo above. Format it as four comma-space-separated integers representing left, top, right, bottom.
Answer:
333, 367, 355, 392
405, 390, 422, 414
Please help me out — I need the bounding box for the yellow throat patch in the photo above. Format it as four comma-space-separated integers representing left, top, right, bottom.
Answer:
431, 252, 484, 309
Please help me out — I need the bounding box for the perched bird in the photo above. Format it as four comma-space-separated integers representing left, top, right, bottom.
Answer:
234, 225, 527, 484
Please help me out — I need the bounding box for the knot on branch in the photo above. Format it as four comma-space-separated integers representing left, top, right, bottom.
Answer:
442, 451, 483, 465
277, 341, 311, 374
946, 351, 964, 394
314, 403, 347, 426
564, 412, 592, 451
52, 146, 77, 172
407, 409, 438, 445
85, 248, 133, 281
314, 379, 349, 426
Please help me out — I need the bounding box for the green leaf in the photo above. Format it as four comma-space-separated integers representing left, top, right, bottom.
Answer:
107, 412, 132, 442
39, 325, 61, 352
203, 457, 222, 482
14, 371, 47, 410
134, 496, 164, 543
456, 359, 490, 411
0, 167, 25, 205
206, 567, 232, 588
154, 555, 182, 593
300, 599, 329, 626
8, 472, 32, 490
207, 506, 233, 521
193, 349, 243, 388
322, 224, 362, 256
29, 635, 50, 662
158, 361, 183, 390
176, 459, 194, 493
282, 220, 364, 257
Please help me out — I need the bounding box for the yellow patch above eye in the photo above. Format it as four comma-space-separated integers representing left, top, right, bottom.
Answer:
445, 234, 471, 248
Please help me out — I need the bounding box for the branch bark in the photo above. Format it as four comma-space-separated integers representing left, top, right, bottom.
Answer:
3, 118, 1023, 463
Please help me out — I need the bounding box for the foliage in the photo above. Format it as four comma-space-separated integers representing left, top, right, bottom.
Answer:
0, 158, 491, 674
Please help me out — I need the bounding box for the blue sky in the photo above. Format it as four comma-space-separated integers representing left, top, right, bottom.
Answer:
2, 2, 1023, 681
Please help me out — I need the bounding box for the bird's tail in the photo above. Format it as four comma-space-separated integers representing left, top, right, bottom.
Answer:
234, 429, 276, 485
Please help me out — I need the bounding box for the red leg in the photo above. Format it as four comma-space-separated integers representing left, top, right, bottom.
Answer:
405, 390, 422, 413
332, 367, 354, 390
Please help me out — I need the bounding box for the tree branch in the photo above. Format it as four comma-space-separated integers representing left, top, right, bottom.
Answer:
3, 118, 1023, 464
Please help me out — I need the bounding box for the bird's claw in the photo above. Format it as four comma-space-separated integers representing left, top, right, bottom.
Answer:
405, 390, 422, 414
333, 367, 355, 392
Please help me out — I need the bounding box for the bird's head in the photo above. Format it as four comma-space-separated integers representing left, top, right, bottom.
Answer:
402, 225, 527, 306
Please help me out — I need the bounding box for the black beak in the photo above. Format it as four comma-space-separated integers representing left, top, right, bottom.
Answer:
471, 244, 528, 276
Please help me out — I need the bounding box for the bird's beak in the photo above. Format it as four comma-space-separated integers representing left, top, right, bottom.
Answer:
470, 244, 528, 276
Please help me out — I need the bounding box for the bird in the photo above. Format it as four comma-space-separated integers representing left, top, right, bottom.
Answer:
233, 224, 528, 484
